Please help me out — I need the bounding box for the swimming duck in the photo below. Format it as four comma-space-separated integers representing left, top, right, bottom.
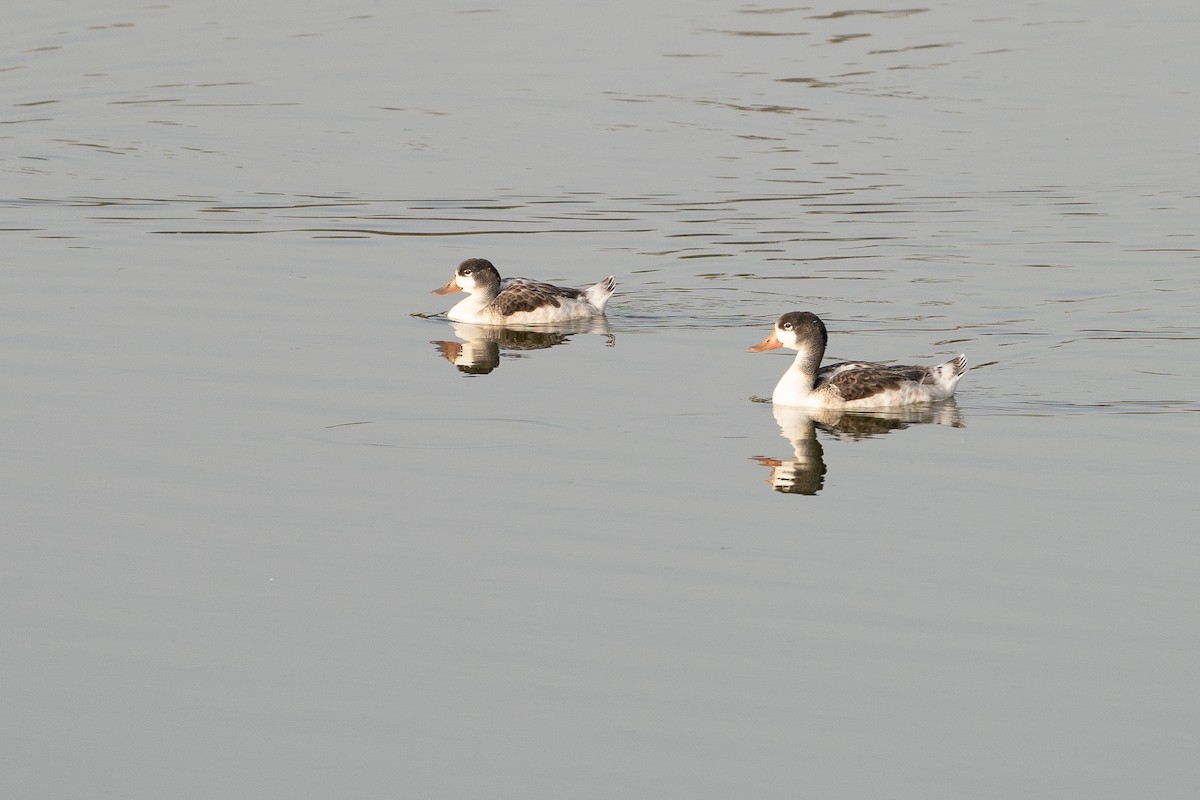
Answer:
749, 311, 967, 408
432, 258, 616, 324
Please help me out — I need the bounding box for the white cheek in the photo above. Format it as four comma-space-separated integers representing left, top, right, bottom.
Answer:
458, 274, 476, 292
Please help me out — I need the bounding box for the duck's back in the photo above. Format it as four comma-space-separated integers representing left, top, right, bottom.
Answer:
491, 278, 585, 317
823, 357, 966, 407
484, 276, 615, 324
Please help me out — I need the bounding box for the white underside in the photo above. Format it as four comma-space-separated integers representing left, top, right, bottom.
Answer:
446, 295, 608, 325
773, 381, 954, 409
772, 363, 962, 408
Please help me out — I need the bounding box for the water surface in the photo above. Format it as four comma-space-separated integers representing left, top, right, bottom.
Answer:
3, 1, 1198, 798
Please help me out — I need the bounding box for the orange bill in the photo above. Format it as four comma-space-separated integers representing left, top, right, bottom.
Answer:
748, 331, 781, 352
431, 277, 461, 295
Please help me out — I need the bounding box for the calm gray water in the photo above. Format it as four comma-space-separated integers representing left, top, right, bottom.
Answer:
3, 1, 1198, 798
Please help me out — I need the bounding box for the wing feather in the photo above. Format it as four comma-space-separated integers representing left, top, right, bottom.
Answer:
490, 278, 583, 316
819, 361, 924, 402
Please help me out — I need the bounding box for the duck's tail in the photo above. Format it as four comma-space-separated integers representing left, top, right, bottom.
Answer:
930, 353, 968, 396
584, 276, 617, 313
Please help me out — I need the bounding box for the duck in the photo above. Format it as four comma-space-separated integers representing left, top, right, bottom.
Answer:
431, 258, 616, 325
749, 311, 967, 408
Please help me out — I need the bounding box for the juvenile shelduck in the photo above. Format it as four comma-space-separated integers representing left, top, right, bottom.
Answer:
749, 311, 967, 408
432, 258, 616, 325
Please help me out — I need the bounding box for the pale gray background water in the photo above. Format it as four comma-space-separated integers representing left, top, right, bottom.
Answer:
3, 1, 1198, 797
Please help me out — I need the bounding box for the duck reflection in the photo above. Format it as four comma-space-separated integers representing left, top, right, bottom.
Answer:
431, 319, 614, 375
753, 401, 964, 495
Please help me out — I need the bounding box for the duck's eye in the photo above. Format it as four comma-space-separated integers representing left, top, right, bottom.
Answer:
462, 269, 472, 276
782, 322, 793, 330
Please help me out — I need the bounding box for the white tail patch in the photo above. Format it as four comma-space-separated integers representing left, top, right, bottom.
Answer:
950, 353, 968, 377
584, 276, 617, 312
931, 353, 968, 395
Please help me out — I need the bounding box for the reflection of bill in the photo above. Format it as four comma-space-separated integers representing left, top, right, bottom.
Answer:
431, 319, 614, 376
753, 401, 964, 496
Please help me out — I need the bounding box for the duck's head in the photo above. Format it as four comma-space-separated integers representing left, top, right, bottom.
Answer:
431, 258, 502, 296
748, 311, 828, 352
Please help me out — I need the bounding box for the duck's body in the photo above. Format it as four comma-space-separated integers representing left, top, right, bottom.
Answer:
432, 258, 616, 325
750, 311, 967, 409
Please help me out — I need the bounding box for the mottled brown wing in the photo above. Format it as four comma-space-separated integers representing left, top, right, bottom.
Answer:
820, 361, 908, 403
491, 278, 583, 316
885, 364, 936, 384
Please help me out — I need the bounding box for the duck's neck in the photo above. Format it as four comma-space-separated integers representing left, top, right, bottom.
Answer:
774, 343, 823, 403
472, 283, 500, 303
788, 342, 823, 389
